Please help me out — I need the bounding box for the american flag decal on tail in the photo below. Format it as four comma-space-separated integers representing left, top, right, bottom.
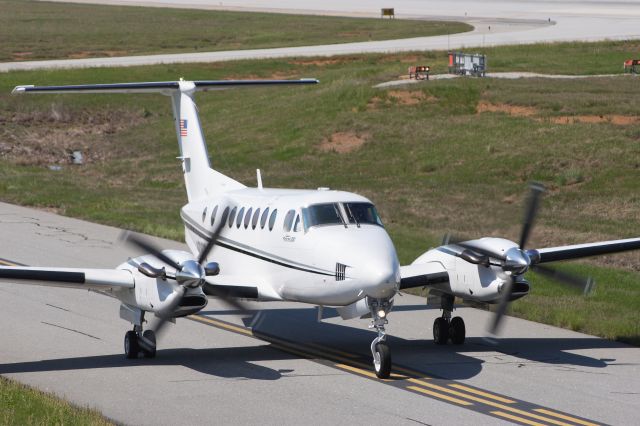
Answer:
179, 119, 188, 136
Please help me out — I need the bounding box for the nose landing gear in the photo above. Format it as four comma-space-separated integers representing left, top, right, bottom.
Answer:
368, 298, 393, 378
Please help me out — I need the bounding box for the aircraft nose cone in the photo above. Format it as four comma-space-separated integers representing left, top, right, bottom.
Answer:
358, 254, 400, 299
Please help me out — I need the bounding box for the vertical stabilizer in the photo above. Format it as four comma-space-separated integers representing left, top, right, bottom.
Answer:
172, 81, 245, 201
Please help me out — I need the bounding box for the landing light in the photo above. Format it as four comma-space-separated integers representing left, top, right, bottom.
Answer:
377, 309, 386, 319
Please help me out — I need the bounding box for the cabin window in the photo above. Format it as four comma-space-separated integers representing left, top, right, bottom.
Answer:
283, 210, 295, 232
304, 203, 345, 228
269, 209, 278, 231
228, 207, 237, 228
210, 205, 218, 226
252, 208, 260, 229
236, 207, 245, 228
344, 202, 384, 227
202, 207, 207, 223
261, 208, 270, 229
220, 206, 229, 228
244, 207, 253, 229
293, 214, 301, 232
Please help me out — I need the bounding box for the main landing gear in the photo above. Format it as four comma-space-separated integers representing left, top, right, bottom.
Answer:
433, 295, 465, 345
368, 298, 392, 379
124, 325, 157, 359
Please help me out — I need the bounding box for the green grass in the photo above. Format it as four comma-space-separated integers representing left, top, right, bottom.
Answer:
1, 39, 640, 345
0, 0, 471, 62
0, 376, 112, 425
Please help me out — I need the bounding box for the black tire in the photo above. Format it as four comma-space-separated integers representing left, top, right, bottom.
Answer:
141, 330, 157, 358
124, 330, 139, 359
450, 316, 466, 345
373, 343, 392, 379
433, 317, 449, 345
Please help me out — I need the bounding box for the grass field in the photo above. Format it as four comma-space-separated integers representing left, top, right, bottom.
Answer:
0, 0, 471, 62
0, 376, 112, 425
1, 40, 639, 345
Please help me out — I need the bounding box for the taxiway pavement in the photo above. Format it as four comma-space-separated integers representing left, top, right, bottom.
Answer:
2, 0, 640, 72
1, 201, 638, 425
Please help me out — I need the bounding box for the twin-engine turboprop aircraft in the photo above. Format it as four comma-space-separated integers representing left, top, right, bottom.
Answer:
2, 79, 640, 378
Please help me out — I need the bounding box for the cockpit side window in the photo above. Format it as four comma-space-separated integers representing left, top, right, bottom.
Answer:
304, 203, 346, 228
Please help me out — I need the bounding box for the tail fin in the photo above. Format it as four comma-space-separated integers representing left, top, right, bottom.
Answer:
13, 78, 318, 201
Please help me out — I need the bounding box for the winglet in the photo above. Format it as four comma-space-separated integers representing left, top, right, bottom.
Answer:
12, 85, 34, 95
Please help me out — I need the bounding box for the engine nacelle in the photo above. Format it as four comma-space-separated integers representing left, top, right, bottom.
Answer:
411, 245, 530, 304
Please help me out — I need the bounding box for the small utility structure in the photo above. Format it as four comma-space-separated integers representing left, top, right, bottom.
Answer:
448, 52, 486, 77
623, 59, 640, 74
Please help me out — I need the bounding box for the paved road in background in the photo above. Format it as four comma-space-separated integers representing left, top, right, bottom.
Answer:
1, 202, 638, 425
2, 0, 639, 71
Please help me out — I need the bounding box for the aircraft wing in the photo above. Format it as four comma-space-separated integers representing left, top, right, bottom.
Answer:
0, 265, 134, 290
399, 262, 449, 290
530, 237, 640, 263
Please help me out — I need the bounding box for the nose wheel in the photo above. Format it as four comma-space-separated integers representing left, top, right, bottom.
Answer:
368, 297, 393, 378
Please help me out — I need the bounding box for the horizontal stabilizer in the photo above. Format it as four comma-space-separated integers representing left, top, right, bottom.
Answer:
12, 79, 319, 95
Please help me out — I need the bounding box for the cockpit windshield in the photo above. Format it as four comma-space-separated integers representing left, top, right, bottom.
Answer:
344, 202, 384, 227
303, 202, 383, 230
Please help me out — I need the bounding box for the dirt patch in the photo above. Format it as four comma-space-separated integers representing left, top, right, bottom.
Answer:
67, 51, 92, 59
12, 51, 33, 60
319, 131, 369, 154
388, 90, 434, 106
548, 115, 640, 125
0, 105, 145, 166
477, 101, 538, 117
368, 90, 434, 110
478, 102, 640, 125
289, 58, 346, 67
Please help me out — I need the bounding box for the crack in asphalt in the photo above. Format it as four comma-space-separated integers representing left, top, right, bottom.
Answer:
0, 214, 114, 247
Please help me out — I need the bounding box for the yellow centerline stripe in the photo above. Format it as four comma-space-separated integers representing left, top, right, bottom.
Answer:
492, 411, 547, 426
534, 409, 600, 426
0, 260, 14, 266
449, 383, 516, 404
407, 378, 573, 426
192, 310, 599, 426
306, 342, 359, 358
408, 386, 474, 406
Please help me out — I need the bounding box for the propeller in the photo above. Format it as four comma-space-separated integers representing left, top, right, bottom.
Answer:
121, 220, 247, 338
488, 183, 594, 334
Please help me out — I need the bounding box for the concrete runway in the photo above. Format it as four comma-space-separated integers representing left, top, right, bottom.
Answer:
2, 0, 640, 72
1, 201, 638, 425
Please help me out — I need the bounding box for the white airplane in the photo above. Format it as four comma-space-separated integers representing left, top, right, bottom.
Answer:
2, 79, 640, 378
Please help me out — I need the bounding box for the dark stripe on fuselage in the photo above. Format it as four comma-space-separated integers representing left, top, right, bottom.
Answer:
182, 215, 334, 277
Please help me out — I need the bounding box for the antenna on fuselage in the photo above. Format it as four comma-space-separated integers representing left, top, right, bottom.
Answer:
256, 169, 263, 190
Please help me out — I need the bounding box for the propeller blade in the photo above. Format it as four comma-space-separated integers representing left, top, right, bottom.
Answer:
489, 279, 513, 335
121, 231, 182, 271
198, 220, 225, 265
519, 182, 545, 249
532, 264, 595, 295
148, 285, 187, 338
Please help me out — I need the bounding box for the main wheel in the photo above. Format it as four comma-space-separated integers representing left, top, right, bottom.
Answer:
449, 316, 466, 345
141, 330, 157, 358
124, 330, 139, 359
433, 317, 449, 345
373, 342, 392, 379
